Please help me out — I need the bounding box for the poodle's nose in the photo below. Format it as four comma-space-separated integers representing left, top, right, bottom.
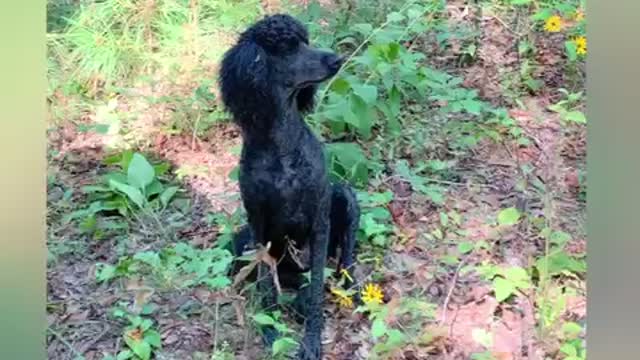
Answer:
326, 54, 345, 72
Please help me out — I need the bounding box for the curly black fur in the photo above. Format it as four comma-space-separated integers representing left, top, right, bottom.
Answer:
219, 14, 359, 359
230, 182, 359, 290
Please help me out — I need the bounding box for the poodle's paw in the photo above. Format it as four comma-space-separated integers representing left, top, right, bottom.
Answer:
296, 336, 322, 360
261, 327, 279, 348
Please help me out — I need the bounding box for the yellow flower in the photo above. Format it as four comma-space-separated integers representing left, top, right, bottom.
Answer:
575, 10, 585, 22
331, 288, 353, 308
544, 15, 563, 32
361, 283, 384, 304
574, 36, 587, 55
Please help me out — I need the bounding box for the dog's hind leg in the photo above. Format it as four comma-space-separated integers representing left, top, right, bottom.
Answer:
329, 183, 360, 289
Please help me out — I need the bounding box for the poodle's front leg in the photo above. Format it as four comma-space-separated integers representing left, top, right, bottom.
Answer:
297, 201, 330, 360
248, 217, 279, 346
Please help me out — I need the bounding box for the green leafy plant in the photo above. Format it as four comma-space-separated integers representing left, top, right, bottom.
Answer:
67, 151, 179, 223
326, 142, 370, 186
111, 308, 162, 360
152, 79, 229, 137
251, 312, 298, 358
548, 89, 586, 124
356, 191, 395, 247
96, 242, 233, 290
477, 263, 532, 303
395, 159, 446, 204
558, 321, 586, 360
356, 296, 436, 358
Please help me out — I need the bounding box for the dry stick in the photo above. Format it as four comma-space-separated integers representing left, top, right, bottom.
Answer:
439, 252, 472, 325
191, 113, 202, 150
213, 296, 220, 355
384, 174, 497, 190
47, 327, 85, 360
78, 325, 111, 354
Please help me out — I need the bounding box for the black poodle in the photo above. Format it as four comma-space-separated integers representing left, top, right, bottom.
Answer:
219, 14, 360, 360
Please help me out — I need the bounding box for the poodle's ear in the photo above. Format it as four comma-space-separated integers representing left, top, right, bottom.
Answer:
296, 85, 317, 114
219, 40, 273, 125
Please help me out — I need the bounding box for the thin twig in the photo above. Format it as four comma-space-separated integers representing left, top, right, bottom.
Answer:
47, 327, 85, 360
212, 296, 220, 355
440, 253, 471, 325
384, 174, 496, 190
78, 325, 110, 354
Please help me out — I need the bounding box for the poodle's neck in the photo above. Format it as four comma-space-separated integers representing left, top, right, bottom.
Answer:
239, 101, 307, 150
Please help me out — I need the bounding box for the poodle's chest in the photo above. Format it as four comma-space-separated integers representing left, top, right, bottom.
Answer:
239, 132, 328, 207
240, 164, 323, 199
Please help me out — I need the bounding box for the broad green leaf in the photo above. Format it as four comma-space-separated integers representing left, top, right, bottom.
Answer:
134, 251, 161, 269
504, 267, 531, 291
140, 319, 153, 332
386, 43, 401, 62
536, 252, 586, 276
127, 153, 155, 190
388, 85, 401, 115
565, 111, 586, 123
550, 231, 572, 247
458, 242, 474, 254
462, 99, 483, 115
252, 313, 276, 326
352, 84, 378, 104
229, 166, 239, 181
565, 41, 578, 62
145, 180, 164, 197
563, 322, 583, 337
369, 207, 391, 220
330, 77, 351, 94
440, 212, 449, 227
498, 207, 521, 226
327, 142, 368, 171
160, 186, 179, 207
407, 7, 423, 19
109, 180, 144, 208
96, 264, 117, 282
511, 0, 532, 4
116, 350, 133, 360
371, 318, 387, 338
349, 95, 374, 138
203, 276, 231, 289
272, 337, 297, 356
144, 330, 162, 348
493, 277, 516, 302
352, 23, 373, 35
130, 340, 151, 360
386, 329, 407, 346
560, 343, 578, 356
531, 9, 552, 21
387, 12, 405, 22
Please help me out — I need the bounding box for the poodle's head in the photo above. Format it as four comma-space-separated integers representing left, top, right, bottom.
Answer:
219, 14, 343, 127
